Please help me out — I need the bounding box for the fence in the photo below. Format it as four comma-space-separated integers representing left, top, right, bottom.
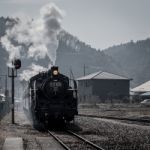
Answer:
0, 97, 11, 120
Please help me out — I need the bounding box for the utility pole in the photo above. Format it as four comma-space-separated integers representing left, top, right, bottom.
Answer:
5, 75, 7, 100
84, 64, 85, 76
11, 68, 15, 124
8, 67, 17, 124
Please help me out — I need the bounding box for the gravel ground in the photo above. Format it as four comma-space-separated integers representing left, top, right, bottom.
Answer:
75, 116, 150, 150
51, 131, 97, 150
1, 105, 150, 150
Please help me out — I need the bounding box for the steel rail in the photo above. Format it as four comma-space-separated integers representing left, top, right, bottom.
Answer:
67, 130, 105, 150
78, 114, 150, 123
48, 130, 71, 150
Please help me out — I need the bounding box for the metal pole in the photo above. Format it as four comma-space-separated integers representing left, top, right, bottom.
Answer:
84, 64, 85, 76
12, 68, 15, 124
5, 75, 7, 99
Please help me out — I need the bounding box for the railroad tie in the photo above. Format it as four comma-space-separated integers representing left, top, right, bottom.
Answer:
36, 137, 66, 150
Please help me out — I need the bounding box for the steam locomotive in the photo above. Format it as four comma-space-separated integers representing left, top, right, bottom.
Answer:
23, 66, 78, 128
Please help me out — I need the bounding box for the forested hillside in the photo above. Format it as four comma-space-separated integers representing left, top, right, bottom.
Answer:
56, 30, 122, 78
104, 39, 150, 86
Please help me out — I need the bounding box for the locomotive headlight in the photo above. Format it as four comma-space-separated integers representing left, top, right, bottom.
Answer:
53, 70, 59, 76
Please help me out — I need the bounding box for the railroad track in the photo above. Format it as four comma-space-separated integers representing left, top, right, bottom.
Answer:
78, 114, 150, 123
48, 130, 105, 150
48, 130, 70, 150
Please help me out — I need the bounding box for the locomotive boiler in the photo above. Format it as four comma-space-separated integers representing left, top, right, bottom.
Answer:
23, 66, 78, 129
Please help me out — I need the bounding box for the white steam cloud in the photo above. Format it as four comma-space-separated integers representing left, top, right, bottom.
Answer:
1, 3, 63, 80
20, 64, 47, 81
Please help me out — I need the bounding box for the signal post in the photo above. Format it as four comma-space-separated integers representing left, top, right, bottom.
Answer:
8, 59, 21, 124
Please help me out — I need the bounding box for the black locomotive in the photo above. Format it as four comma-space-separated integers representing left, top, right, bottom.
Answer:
23, 66, 78, 128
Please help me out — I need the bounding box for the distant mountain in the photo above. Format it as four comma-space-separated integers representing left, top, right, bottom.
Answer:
56, 30, 123, 78
1, 16, 149, 88
104, 39, 150, 87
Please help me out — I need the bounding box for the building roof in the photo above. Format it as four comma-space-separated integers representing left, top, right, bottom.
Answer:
77, 71, 130, 81
131, 81, 150, 93
0, 94, 5, 97
141, 92, 150, 96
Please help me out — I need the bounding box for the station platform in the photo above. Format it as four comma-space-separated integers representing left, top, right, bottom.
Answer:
2, 137, 23, 150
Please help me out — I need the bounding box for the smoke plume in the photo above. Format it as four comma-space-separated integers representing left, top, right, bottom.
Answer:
20, 64, 47, 81
1, 3, 63, 80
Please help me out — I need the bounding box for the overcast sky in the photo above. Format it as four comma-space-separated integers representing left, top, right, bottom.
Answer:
1, 0, 150, 49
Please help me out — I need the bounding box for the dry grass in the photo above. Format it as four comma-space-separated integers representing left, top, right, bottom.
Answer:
78, 103, 150, 119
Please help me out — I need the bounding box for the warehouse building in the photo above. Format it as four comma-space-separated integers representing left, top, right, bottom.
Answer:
131, 80, 150, 94
131, 81, 150, 101
77, 71, 131, 103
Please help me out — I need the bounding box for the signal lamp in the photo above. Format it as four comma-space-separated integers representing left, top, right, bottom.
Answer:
14, 59, 21, 69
